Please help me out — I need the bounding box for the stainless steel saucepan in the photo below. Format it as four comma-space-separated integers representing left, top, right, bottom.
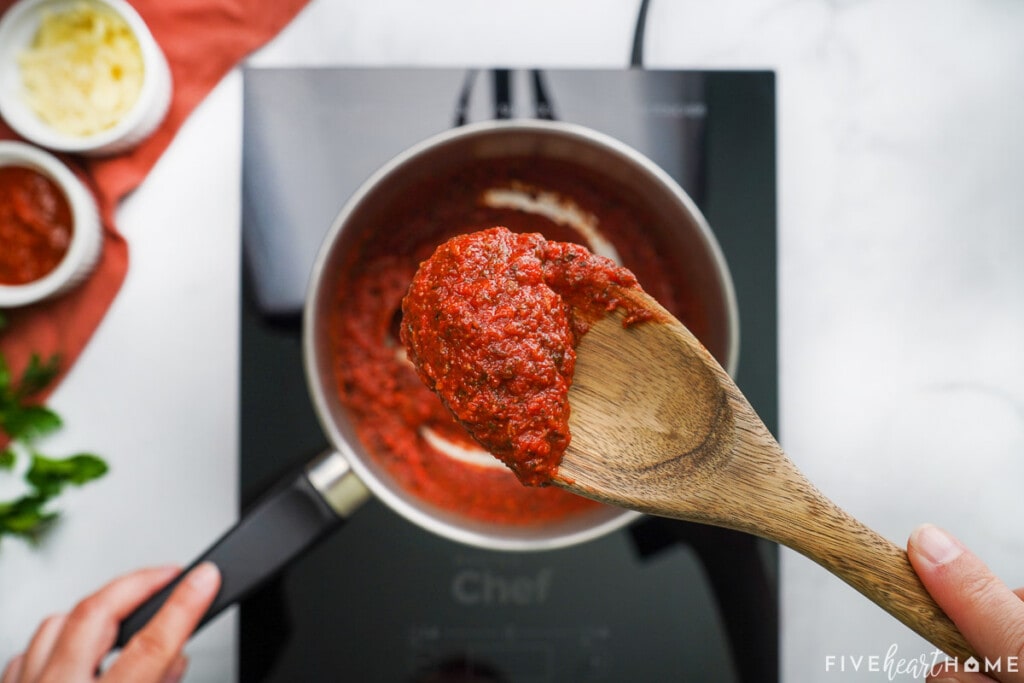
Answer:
116, 119, 739, 645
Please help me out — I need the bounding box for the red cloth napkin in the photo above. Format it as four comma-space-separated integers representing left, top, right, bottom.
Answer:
0, 0, 309, 397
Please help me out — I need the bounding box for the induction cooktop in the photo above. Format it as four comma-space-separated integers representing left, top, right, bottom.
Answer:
239, 66, 778, 682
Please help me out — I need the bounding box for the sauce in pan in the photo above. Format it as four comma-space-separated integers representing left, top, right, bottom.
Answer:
328, 156, 707, 525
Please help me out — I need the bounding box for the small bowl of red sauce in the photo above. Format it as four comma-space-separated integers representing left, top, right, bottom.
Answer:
0, 140, 101, 306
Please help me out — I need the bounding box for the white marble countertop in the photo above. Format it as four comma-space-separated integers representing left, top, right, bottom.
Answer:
2, 1, 1022, 681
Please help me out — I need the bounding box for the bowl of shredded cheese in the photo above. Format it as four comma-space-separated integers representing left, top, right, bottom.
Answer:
0, 0, 171, 156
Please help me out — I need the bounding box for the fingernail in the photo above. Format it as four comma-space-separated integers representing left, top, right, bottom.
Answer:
912, 524, 965, 566
185, 562, 220, 592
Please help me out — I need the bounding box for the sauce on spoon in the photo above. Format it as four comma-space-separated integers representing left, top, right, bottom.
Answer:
401, 226, 654, 485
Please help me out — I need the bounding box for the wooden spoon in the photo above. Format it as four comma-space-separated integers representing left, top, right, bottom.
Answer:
556, 286, 974, 660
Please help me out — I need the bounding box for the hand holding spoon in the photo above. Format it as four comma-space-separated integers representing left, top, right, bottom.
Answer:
402, 227, 974, 660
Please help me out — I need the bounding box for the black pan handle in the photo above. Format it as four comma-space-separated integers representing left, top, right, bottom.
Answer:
115, 452, 370, 649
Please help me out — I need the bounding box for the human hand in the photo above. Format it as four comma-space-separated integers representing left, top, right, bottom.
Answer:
1, 562, 220, 683
908, 524, 1024, 683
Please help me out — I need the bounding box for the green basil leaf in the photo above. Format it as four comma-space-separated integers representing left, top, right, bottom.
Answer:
0, 494, 58, 539
16, 354, 62, 400
0, 405, 62, 442
0, 353, 10, 396
26, 453, 109, 496
0, 448, 14, 470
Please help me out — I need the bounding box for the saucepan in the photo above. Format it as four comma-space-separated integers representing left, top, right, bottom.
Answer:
116, 119, 739, 645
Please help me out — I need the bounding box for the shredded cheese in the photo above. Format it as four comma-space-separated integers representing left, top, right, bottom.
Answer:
17, 1, 144, 137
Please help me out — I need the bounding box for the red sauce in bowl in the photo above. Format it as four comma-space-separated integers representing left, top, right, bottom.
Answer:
0, 166, 73, 285
328, 156, 710, 526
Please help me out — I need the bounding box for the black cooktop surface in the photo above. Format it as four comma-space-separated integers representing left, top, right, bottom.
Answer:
239, 67, 777, 682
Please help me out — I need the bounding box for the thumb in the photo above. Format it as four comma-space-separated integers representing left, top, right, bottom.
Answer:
908, 524, 1024, 678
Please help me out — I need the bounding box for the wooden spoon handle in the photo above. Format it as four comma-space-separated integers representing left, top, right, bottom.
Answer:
705, 358, 975, 659
767, 463, 974, 660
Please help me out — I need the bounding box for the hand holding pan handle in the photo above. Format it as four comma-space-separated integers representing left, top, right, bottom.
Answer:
115, 451, 371, 648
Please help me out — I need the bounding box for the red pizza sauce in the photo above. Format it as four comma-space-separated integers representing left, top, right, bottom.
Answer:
328, 156, 710, 526
402, 227, 650, 485
0, 166, 73, 285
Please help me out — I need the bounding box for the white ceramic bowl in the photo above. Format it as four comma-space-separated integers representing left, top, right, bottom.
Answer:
0, 0, 172, 156
0, 141, 102, 306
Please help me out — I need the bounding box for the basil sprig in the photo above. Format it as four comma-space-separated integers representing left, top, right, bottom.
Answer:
0, 336, 108, 546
